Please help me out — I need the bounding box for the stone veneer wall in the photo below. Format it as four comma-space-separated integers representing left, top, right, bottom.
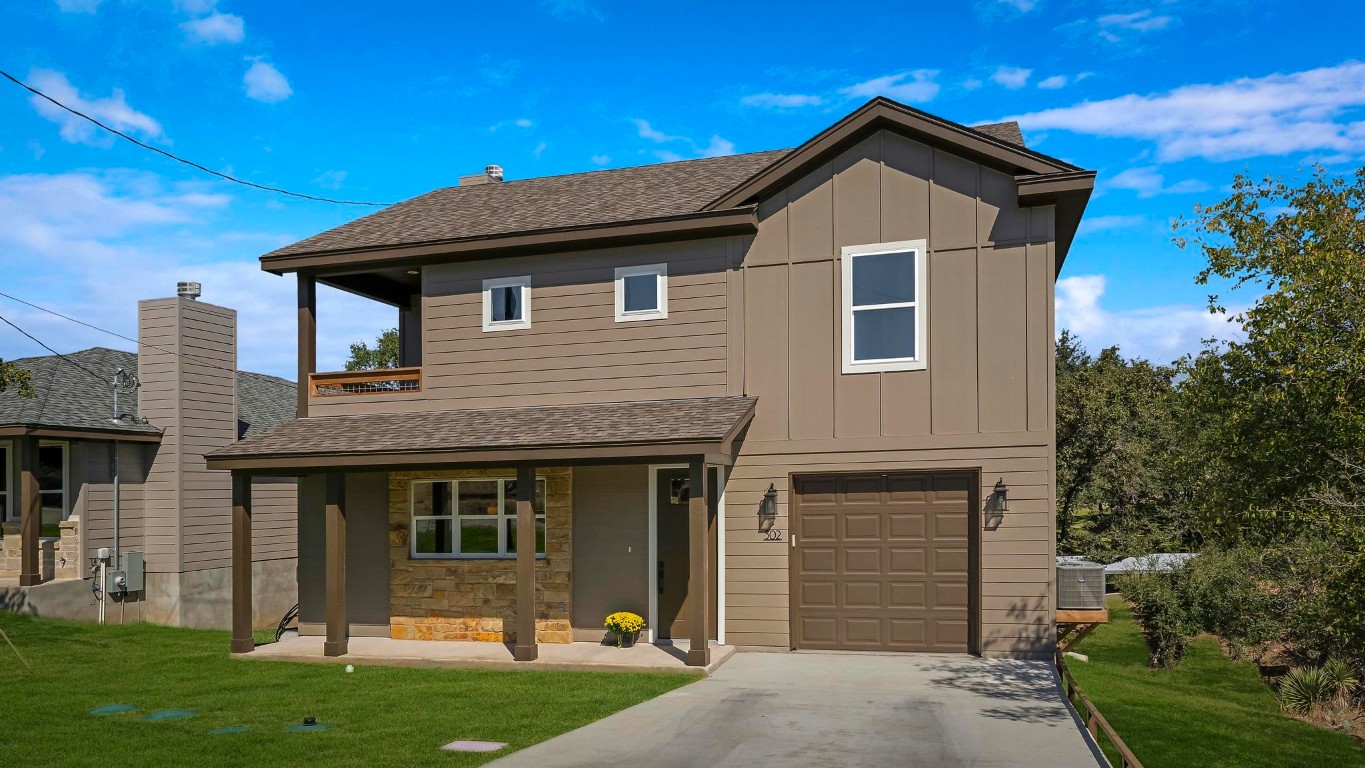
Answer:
0, 518, 81, 581
387, 468, 572, 643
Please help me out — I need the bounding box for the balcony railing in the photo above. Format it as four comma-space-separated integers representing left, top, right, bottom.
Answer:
309, 367, 422, 397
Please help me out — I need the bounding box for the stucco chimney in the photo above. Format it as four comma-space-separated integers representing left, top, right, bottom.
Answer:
137, 283, 238, 627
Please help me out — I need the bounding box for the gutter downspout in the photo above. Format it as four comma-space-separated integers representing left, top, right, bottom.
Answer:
112, 440, 120, 565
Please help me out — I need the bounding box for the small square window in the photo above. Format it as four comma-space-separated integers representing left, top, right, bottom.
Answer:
483, 276, 531, 331
614, 263, 668, 322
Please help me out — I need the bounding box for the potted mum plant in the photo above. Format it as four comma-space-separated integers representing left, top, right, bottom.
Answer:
604, 611, 646, 648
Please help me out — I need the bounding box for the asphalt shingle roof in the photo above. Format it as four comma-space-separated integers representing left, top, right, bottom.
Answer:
971, 121, 1027, 148
0, 347, 296, 439
208, 396, 757, 461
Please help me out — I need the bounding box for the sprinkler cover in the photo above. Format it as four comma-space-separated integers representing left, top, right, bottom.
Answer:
145, 709, 197, 721
209, 726, 250, 735
88, 704, 138, 716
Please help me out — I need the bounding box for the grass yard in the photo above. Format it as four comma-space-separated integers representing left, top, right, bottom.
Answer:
1070, 597, 1365, 768
0, 614, 691, 767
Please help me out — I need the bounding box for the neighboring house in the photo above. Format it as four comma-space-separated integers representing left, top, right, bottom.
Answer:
0, 288, 298, 629
1105, 553, 1198, 575
207, 97, 1094, 663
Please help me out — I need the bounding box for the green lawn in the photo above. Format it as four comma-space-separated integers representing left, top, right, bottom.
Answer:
0, 614, 691, 767
1070, 597, 1365, 768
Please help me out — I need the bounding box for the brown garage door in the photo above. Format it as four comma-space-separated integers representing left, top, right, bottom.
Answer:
792, 472, 973, 652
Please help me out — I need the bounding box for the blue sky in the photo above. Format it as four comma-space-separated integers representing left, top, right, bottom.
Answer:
1, 0, 1362, 379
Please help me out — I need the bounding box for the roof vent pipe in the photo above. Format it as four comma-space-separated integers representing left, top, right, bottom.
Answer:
485, 165, 504, 182
177, 281, 201, 300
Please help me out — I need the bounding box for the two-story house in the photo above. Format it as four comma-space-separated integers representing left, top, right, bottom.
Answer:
206, 97, 1093, 665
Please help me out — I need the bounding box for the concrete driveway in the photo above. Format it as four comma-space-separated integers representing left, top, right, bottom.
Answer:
486, 652, 1106, 768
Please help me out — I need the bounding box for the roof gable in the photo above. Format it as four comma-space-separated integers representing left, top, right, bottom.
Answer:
702, 97, 1081, 212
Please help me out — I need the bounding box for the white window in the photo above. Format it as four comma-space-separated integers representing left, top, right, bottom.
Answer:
38, 441, 68, 537
410, 477, 546, 559
841, 240, 927, 374
482, 276, 531, 332
614, 263, 668, 322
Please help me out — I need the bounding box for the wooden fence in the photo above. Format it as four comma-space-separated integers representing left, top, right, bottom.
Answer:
1055, 649, 1146, 768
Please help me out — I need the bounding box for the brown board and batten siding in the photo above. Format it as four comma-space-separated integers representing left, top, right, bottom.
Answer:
306, 238, 737, 417
725, 128, 1058, 657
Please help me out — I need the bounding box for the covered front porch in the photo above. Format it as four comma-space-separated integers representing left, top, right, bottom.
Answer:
206, 396, 756, 669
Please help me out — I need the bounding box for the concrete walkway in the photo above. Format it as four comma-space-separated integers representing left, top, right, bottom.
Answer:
486, 652, 1107, 768
241, 633, 734, 675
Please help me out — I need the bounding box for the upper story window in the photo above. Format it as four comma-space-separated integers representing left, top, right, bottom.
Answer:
410, 477, 546, 559
614, 263, 668, 322
482, 276, 531, 332
841, 240, 927, 374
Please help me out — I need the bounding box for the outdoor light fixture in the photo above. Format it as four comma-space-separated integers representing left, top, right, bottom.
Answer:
758, 483, 779, 533
984, 478, 1009, 530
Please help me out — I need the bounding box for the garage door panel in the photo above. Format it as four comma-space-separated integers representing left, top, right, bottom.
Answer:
800, 581, 837, 609
794, 472, 973, 654
842, 547, 881, 573
842, 513, 882, 540
801, 548, 837, 574
887, 512, 927, 540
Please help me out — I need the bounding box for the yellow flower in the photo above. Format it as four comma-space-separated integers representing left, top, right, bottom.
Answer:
604, 611, 646, 635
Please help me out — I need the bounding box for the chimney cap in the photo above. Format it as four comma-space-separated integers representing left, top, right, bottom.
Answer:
177, 281, 201, 300
485, 165, 504, 182
459, 165, 505, 186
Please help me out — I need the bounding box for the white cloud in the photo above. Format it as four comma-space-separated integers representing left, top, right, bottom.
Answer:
698, 136, 736, 157
991, 66, 1032, 90
1106, 167, 1212, 198
515, 118, 534, 128
55, 0, 101, 12
488, 118, 534, 132
533, 141, 547, 159
0, 171, 389, 378
1057, 275, 1241, 363
996, 0, 1037, 11
1037, 75, 1068, 90
182, 11, 245, 44
841, 70, 941, 104
1007, 62, 1365, 162
26, 69, 163, 146
741, 92, 823, 109
1098, 9, 1172, 38
1078, 214, 1145, 233
632, 119, 682, 143
243, 60, 292, 103
174, 0, 217, 13
312, 170, 347, 190
591, 154, 611, 165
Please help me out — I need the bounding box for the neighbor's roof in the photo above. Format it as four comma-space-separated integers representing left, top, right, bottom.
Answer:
1104, 553, 1199, 574
263, 107, 1040, 263
0, 347, 296, 439
207, 396, 757, 469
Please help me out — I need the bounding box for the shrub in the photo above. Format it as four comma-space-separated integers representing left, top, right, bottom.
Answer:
1278, 660, 1358, 715
1116, 571, 1196, 667
1182, 547, 1286, 657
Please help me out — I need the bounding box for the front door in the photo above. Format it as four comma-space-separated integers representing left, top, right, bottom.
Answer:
655, 467, 719, 640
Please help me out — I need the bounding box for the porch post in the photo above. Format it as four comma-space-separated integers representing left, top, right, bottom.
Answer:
513, 465, 538, 661
297, 273, 316, 418
324, 472, 347, 657
687, 456, 710, 667
17, 435, 41, 586
230, 472, 254, 654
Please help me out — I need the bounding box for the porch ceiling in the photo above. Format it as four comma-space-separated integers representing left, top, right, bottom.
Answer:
204, 396, 757, 472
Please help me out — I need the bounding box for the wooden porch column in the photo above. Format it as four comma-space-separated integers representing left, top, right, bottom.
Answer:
297, 273, 316, 418
687, 456, 710, 667
230, 472, 254, 654
17, 435, 41, 587
513, 465, 538, 661
324, 473, 347, 657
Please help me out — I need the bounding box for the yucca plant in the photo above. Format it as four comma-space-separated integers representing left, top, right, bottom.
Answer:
1278, 660, 1360, 714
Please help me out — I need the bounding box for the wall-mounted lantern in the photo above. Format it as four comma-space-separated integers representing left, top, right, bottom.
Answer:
758, 484, 779, 533
984, 478, 1008, 530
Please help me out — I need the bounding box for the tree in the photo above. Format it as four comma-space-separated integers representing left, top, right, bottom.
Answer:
1055, 331, 1188, 559
0, 358, 34, 397
344, 328, 401, 371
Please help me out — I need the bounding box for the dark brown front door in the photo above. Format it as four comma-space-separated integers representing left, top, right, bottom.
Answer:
792, 472, 974, 653
656, 467, 719, 640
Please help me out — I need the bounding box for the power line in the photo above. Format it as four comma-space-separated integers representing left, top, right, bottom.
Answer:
0, 313, 110, 388
0, 290, 244, 381
0, 67, 390, 207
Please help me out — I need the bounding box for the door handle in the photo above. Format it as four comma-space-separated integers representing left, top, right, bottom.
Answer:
657, 561, 665, 594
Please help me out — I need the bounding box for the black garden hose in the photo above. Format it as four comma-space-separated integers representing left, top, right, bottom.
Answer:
275, 603, 300, 642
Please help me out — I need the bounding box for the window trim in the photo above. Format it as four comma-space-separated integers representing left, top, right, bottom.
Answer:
481, 276, 532, 332
37, 440, 69, 536
409, 476, 547, 560
840, 239, 928, 374
613, 263, 668, 323
0, 440, 9, 523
